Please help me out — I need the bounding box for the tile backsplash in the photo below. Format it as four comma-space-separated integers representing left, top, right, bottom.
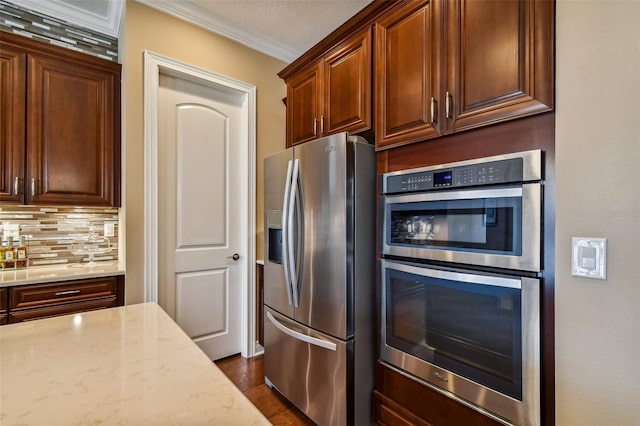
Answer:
0, 0, 118, 62
0, 205, 119, 268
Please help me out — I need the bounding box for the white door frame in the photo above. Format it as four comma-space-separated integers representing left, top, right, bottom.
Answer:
143, 50, 258, 358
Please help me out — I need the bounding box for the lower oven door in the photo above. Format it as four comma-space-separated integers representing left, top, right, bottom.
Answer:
380, 259, 540, 426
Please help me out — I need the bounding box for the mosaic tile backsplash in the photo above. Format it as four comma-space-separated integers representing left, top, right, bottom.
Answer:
0, 0, 118, 62
0, 205, 119, 268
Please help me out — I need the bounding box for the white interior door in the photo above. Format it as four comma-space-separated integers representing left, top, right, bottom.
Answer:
157, 72, 243, 360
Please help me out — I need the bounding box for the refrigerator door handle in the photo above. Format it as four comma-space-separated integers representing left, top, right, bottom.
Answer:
266, 311, 337, 351
282, 159, 294, 306
288, 159, 301, 308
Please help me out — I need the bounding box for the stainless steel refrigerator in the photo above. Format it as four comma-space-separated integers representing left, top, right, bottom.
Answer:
263, 132, 375, 425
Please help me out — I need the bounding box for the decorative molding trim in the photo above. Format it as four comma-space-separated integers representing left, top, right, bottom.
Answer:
9, 0, 123, 37
136, 0, 298, 63
143, 50, 258, 357
0, 1, 118, 60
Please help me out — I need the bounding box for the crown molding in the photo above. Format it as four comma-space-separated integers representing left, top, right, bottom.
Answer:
135, 0, 298, 63
9, 0, 123, 37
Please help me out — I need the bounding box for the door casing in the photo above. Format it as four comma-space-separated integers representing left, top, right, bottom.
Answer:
143, 50, 258, 357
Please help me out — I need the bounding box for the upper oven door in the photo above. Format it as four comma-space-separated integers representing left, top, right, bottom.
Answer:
383, 183, 541, 272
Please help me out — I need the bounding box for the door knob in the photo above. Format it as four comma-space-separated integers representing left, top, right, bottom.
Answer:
228, 253, 240, 261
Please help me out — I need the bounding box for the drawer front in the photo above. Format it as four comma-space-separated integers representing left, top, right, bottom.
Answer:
10, 277, 119, 310
8, 297, 118, 323
374, 391, 431, 426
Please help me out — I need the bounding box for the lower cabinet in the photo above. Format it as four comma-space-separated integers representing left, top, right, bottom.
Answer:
374, 391, 431, 426
375, 362, 503, 426
5, 275, 124, 324
0, 288, 7, 324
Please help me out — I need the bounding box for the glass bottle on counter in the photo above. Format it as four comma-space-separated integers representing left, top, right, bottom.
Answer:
15, 236, 28, 268
3, 237, 15, 268
0, 241, 6, 269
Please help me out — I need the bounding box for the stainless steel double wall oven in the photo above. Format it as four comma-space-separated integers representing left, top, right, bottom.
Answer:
379, 150, 544, 425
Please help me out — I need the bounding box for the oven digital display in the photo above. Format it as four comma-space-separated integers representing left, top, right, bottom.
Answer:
434, 170, 453, 187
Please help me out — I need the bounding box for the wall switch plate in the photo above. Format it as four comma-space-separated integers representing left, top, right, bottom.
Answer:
104, 222, 116, 237
572, 237, 607, 279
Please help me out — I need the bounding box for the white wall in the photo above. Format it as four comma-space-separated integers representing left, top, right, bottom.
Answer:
555, 1, 640, 424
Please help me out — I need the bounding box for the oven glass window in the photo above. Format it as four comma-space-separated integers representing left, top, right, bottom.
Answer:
386, 267, 523, 399
387, 196, 522, 255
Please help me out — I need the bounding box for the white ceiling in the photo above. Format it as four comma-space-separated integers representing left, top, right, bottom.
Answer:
136, 0, 373, 63
11, 0, 374, 63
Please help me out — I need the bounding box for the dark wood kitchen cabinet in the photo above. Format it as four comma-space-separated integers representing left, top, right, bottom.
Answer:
375, 0, 554, 149
285, 28, 372, 146
375, 0, 442, 149
0, 43, 26, 203
443, 0, 554, 134
286, 63, 322, 145
7, 275, 125, 323
0, 288, 8, 325
0, 31, 121, 206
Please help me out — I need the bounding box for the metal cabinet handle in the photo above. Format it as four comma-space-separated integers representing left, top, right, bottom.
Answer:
445, 91, 452, 119
31, 178, 36, 197
320, 115, 325, 135
430, 97, 437, 124
313, 118, 318, 136
55, 290, 81, 296
227, 253, 240, 261
14, 176, 19, 195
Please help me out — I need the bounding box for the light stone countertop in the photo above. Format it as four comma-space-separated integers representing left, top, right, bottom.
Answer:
0, 302, 271, 425
0, 260, 125, 287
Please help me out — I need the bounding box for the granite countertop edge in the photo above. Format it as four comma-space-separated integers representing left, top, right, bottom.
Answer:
0, 260, 125, 287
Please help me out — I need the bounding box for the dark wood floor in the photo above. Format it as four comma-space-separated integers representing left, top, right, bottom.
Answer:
215, 354, 315, 425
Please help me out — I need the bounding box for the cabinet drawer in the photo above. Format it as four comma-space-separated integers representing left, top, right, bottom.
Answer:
8, 297, 118, 323
374, 391, 431, 426
10, 277, 119, 310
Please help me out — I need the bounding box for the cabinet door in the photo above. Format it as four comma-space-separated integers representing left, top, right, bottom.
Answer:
323, 28, 371, 136
375, 0, 442, 150
444, 0, 554, 133
286, 64, 322, 146
0, 287, 7, 325
26, 53, 118, 206
0, 44, 26, 203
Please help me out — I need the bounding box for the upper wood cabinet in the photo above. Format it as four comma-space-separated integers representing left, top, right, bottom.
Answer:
375, 0, 554, 150
286, 64, 322, 145
375, 0, 442, 148
0, 31, 121, 206
444, 0, 554, 133
0, 43, 26, 203
285, 28, 372, 146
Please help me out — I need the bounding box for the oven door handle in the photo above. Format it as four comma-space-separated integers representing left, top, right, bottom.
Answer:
382, 259, 523, 289
385, 186, 523, 204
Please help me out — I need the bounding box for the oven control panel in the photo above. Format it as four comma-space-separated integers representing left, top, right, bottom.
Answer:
384, 156, 530, 194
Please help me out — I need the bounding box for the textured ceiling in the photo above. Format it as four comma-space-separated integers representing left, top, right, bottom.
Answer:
136, 0, 373, 63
